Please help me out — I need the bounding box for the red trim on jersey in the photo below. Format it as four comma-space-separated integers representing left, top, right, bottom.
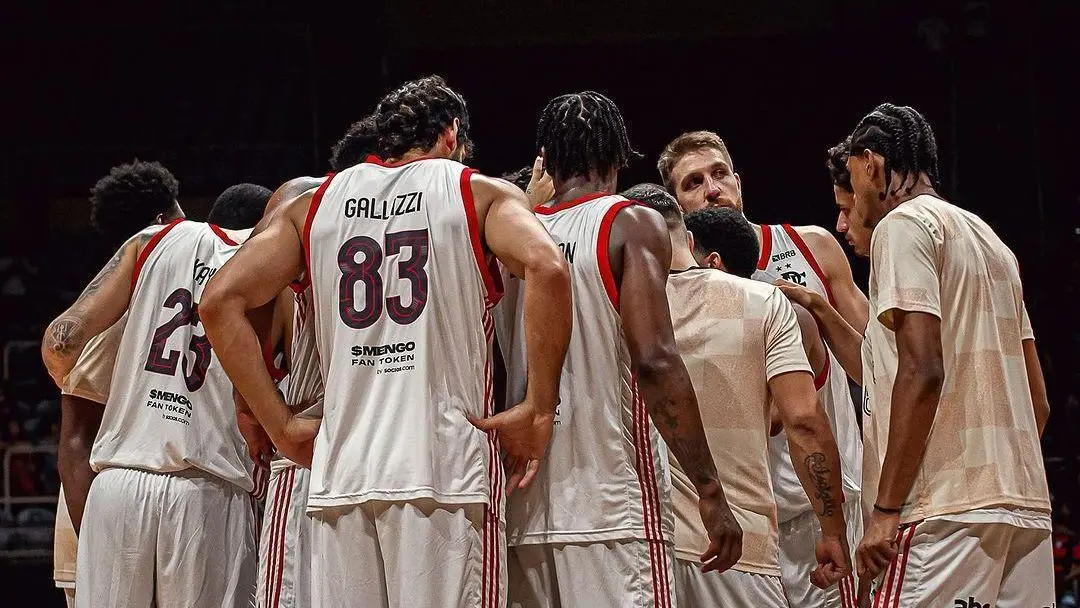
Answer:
461, 168, 503, 307
631, 377, 672, 607
756, 224, 773, 271
533, 191, 610, 215
597, 200, 633, 311
814, 347, 831, 391
263, 342, 286, 383
782, 224, 836, 307
131, 218, 184, 292
263, 469, 288, 607
363, 154, 435, 168
209, 223, 239, 246
301, 173, 336, 291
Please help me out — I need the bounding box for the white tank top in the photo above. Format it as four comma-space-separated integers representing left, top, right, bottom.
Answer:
753, 224, 863, 522
495, 193, 673, 545
90, 220, 253, 491
304, 157, 502, 511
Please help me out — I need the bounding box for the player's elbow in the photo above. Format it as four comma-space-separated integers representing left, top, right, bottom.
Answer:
898, 356, 944, 401
634, 347, 684, 388
199, 281, 240, 338
527, 249, 571, 292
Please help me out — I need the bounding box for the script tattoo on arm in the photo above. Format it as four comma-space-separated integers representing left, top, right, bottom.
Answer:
805, 452, 838, 517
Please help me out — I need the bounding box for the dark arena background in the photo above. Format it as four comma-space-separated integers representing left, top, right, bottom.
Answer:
1, 1, 1079, 605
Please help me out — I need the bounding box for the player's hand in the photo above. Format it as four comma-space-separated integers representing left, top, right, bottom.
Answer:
855, 510, 900, 580
237, 409, 274, 469
810, 532, 852, 589
774, 278, 821, 311
277, 415, 320, 469
697, 485, 743, 573
469, 398, 555, 493
524, 153, 554, 207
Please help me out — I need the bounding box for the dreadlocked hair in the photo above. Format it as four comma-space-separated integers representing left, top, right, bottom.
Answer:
826, 137, 852, 192
535, 91, 641, 181
849, 103, 940, 196
374, 75, 471, 159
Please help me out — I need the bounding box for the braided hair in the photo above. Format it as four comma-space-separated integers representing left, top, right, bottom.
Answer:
849, 103, 940, 196
826, 136, 852, 192
374, 76, 471, 160
535, 91, 641, 181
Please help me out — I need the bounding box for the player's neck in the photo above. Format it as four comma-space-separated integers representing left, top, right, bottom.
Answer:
670, 239, 699, 271
387, 146, 441, 165
886, 176, 938, 211
551, 173, 616, 205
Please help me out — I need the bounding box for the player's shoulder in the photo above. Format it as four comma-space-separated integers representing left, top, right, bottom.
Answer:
790, 223, 842, 251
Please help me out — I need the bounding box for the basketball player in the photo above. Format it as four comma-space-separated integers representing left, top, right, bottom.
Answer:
54, 160, 186, 608
495, 93, 742, 608
42, 194, 266, 607
200, 76, 573, 608
624, 184, 853, 607
659, 130, 866, 607
252, 115, 379, 608
842, 103, 1052, 607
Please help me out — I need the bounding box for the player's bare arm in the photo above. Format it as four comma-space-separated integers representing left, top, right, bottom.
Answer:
201, 193, 319, 467
58, 394, 104, 533
856, 310, 943, 579
470, 173, 572, 491
42, 228, 157, 384
768, 314, 852, 590
1022, 339, 1049, 436
776, 278, 864, 383
792, 303, 828, 376
612, 204, 742, 573
799, 226, 869, 333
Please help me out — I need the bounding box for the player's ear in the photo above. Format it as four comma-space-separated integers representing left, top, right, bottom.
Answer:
442, 119, 460, 157
686, 230, 696, 254
705, 251, 724, 271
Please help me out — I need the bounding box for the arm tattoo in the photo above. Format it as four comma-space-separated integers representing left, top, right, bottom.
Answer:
805, 452, 838, 517
45, 315, 87, 356
669, 436, 717, 487
79, 245, 126, 299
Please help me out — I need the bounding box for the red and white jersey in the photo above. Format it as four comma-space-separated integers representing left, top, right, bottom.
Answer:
304, 156, 502, 511
494, 193, 673, 545
754, 223, 863, 522
284, 282, 323, 419
90, 220, 253, 491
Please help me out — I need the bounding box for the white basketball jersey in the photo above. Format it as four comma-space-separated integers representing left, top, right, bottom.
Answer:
90, 220, 253, 491
304, 157, 502, 511
496, 193, 673, 546
753, 224, 862, 522
285, 281, 324, 418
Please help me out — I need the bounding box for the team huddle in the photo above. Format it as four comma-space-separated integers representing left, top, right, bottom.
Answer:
41, 75, 1052, 608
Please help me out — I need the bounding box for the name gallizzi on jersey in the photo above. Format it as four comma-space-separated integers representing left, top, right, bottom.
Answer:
343, 190, 423, 220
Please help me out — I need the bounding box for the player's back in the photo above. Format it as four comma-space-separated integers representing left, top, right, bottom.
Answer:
498, 194, 671, 546
304, 157, 501, 510
666, 267, 807, 574
91, 219, 252, 491
865, 194, 1049, 521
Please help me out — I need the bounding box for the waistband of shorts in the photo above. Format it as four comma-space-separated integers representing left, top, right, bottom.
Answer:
271, 458, 301, 473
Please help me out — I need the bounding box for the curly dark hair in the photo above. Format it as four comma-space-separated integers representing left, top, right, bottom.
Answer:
89, 159, 179, 245
207, 183, 272, 230
501, 166, 533, 192
826, 137, 852, 192
849, 103, 940, 196
683, 207, 759, 279
536, 91, 640, 182
374, 75, 471, 160
330, 115, 378, 171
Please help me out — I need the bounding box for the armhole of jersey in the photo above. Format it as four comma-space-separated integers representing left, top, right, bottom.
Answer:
756, 224, 772, 271
300, 173, 336, 292
131, 218, 184, 292
597, 200, 634, 311
813, 345, 830, 390
782, 224, 836, 307
208, 223, 239, 246
460, 167, 503, 307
